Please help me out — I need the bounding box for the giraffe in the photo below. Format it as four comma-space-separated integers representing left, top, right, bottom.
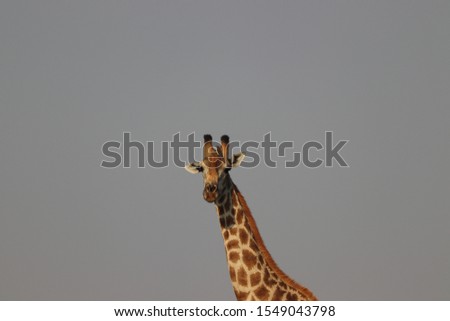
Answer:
185, 134, 317, 301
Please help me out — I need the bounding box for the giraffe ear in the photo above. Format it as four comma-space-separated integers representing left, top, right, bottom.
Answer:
231, 153, 245, 168
185, 162, 203, 174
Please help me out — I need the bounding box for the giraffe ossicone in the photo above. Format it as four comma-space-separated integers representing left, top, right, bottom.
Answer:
185, 134, 317, 301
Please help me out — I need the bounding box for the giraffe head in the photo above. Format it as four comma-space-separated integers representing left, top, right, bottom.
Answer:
185, 134, 245, 203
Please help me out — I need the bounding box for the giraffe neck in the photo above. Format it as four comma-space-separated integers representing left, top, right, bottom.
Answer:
214, 175, 317, 301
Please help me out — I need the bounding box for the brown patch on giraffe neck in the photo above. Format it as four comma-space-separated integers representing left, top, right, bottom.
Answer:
226, 240, 240, 251
250, 272, 261, 287
229, 266, 236, 282
239, 228, 249, 244
237, 266, 248, 287
272, 286, 286, 300
242, 249, 257, 270
235, 291, 249, 300
228, 251, 240, 263
286, 292, 299, 301
254, 284, 270, 300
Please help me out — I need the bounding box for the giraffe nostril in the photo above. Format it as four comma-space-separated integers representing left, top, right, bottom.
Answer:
206, 184, 217, 193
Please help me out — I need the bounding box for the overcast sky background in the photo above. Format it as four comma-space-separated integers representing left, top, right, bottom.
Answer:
1, 1, 449, 300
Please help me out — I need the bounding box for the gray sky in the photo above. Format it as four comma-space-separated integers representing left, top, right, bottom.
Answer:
0, 0, 449, 300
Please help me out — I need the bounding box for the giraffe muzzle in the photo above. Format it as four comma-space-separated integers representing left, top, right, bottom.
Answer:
203, 183, 218, 203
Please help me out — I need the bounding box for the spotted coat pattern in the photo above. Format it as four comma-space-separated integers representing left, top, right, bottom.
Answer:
215, 175, 317, 301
